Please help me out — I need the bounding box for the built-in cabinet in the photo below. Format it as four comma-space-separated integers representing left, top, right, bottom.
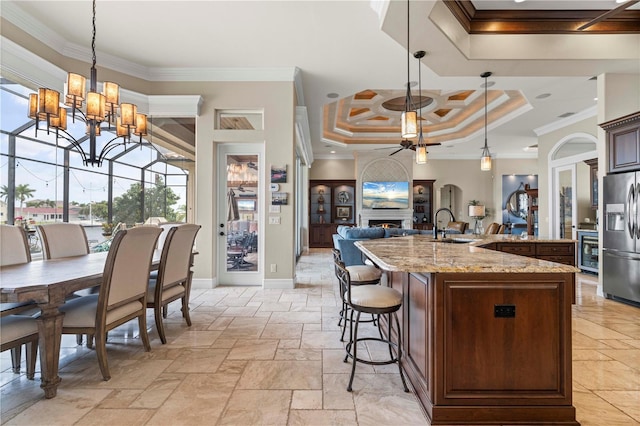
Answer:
525, 186, 538, 236
602, 111, 640, 173
412, 180, 435, 230
309, 180, 356, 248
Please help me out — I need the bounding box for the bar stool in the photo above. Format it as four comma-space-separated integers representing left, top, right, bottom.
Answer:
335, 259, 409, 393
332, 249, 382, 341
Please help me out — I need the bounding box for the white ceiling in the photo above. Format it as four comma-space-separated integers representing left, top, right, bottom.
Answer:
2, 0, 639, 161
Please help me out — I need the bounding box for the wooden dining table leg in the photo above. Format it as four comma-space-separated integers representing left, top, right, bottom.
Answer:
36, 306, 64, 398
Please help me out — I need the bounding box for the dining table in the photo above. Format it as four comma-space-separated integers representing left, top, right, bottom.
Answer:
0, 251, 159, 399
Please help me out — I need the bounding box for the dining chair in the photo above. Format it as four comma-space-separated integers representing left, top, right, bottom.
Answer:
37, 223, 90, 259
497, 224, 506, 234
1, 315, 39, 380
147, 224, 201, 344
446, 221, 468, 234
484, 222, 500, 235
59, 226, 162, 381
0, 224, 40, 375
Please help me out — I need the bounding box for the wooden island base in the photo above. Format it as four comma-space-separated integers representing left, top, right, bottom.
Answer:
387, 271, 579, 426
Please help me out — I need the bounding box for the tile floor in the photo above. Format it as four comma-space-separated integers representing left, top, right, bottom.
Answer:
1, 249, 639, 425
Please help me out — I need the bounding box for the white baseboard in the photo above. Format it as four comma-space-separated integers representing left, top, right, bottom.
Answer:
262, 278, 295, 289
192, 278, 217, 289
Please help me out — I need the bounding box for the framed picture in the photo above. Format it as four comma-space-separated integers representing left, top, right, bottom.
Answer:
336, 205, 352, 220
271, 192, 288, 205
271, 165, 287, 183
237, 199, 255, 211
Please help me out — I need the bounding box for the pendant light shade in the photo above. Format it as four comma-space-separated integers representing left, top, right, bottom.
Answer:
416, 145, 428, 164
480, 71, 492, 171
402, 110, 418, 138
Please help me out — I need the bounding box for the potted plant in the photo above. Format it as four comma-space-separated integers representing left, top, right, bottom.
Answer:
101, 222, 115, 236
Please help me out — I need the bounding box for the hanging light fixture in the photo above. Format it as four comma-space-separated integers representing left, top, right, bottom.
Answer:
401, 0, 417, 138
480, 71, 492, 171
27, 0, 147, 167
414, 50, 427, 164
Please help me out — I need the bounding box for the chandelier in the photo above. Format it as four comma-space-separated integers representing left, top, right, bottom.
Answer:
27, 0, 147, 167
480, 71, 492, 171
401, 0, 417, 139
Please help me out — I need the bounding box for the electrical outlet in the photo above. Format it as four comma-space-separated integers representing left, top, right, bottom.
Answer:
270, 264, 277, 272
269, 216, 281, 225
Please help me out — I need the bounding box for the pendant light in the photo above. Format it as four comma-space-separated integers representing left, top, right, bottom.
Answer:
414, 50, 427, 164
480, 71, 492, 171
401, 0, 417, 138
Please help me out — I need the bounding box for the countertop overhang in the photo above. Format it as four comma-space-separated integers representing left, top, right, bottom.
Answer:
355, 234, 579, 274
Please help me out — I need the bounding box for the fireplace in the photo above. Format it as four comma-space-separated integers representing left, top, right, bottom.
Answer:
359, 209, 413, 229
369, 219, 402, 228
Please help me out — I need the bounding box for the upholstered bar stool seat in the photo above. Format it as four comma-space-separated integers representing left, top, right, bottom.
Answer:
346, 265, 382, 283
350, 285, 401, 309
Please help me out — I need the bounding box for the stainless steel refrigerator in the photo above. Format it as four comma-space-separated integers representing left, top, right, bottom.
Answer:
603, 171, 640, 305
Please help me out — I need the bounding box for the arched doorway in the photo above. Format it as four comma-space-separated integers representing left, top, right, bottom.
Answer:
548, 133, 597, 239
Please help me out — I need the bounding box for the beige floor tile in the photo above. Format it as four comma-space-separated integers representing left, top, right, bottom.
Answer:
261, 322, 303, 339
165, 348, 229, 373
146, 373, 239, 425
574, 359, 640, 390
237, 360, 322, 390
275, 348, 322, 361
598, 348, 640, 370
574, 388, 640, 426
4, 388, 111, 425
288, 409, 357, 425
594, 390, 640, 423
291, 390, 323, 409
75, 408, 155, 425
218, 389, 291, 425
166, 330, 222, 347
227, 339, 278, 360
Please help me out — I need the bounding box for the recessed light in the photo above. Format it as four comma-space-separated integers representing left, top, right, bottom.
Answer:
594, 97, 598, 101
514, 0, 526, 3
330, 150, 336, 154
327, 93, 339, 99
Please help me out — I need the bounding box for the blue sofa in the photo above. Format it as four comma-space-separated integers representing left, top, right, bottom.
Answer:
332, 226, 423, 266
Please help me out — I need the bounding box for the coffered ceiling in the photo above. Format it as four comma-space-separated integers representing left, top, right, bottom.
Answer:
2, 1, 639, 161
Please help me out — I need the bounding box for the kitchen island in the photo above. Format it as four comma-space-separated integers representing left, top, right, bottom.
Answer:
356, 234, 580, 426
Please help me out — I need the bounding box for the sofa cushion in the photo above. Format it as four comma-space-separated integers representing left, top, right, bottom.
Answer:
338, 226, 385, 240
384, 228, 421, 237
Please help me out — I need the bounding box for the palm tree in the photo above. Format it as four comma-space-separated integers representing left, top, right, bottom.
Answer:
14, 184, 36, 218
0, 185, 8, 203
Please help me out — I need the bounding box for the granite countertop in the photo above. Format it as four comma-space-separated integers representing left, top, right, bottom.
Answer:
355, 234, 579, 274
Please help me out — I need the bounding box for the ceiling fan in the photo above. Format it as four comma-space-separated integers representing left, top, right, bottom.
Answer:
235, 183, 255, 193
577, 0, 639, 31
247, 161, 258, 170
377, 139, 442, 156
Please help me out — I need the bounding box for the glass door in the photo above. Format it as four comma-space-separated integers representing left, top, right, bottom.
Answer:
553, 165, 577, 239
218, 144, 263, 285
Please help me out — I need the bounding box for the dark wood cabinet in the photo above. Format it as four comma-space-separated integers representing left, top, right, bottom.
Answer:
309, 180, 355, 248
492, 241, 576, 266
412, 180, 435, 230
584, 158, 598, 209
601, 111, 640, 173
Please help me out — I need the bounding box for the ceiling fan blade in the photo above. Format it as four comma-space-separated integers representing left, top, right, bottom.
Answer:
389, 148, 404, 156
425, 142, 442, 146
409, 145, 416, 151
578, 0, 639, 30
373, 146, 396, 150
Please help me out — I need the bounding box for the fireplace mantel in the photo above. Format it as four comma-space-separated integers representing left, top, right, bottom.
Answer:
359, 208, 413, 229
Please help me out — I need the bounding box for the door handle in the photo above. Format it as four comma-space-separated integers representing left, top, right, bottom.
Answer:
625, 184, 636, 239
636, 183, 640, 240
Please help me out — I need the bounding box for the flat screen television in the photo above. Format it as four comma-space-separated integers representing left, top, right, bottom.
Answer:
362, 181, 410, 209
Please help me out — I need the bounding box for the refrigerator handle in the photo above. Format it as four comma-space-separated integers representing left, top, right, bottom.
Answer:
628, 184, 635, 240
636, 183, 640, 240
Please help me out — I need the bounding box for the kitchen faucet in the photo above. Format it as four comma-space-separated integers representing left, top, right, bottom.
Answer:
433, 208, 455, 240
